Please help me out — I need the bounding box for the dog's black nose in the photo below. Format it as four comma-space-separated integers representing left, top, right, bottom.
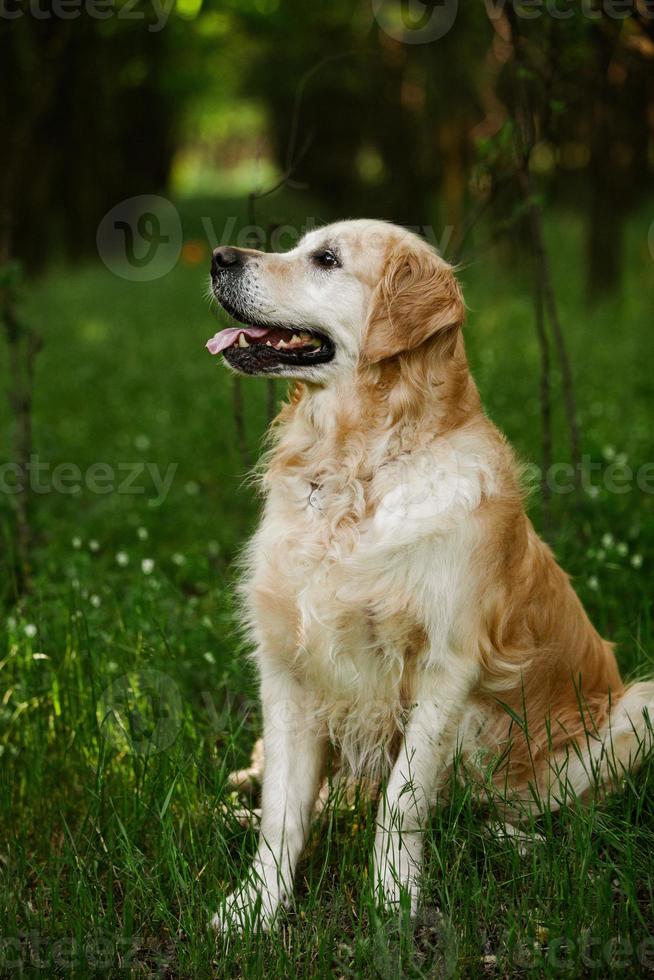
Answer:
212, 246, 246, 274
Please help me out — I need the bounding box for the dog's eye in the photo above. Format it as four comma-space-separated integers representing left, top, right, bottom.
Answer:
312, 249, 340, 270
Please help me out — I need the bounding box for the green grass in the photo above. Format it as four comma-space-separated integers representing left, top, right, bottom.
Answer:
1, 199, 653, 977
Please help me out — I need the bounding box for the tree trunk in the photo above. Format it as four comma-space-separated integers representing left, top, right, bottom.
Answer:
586, 22, 623, 300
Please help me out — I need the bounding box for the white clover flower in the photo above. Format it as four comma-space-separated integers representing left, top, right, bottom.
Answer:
24, 623, 37, 638
602, 445, 616, 461
587, 485, 600, 499
6, 616, 16, 631
137, 527, 149, 541
72, 536, 82, 549
616, 542, 628, 557
116, 551, 129, 567
90, 595, 101, 608
171, 553, 186, 566
203, 651, 216, 664
134, 434, 151, 451
615, 452, 628, 467
89, 539, 100, 553
631, 554, 643, 569
32, 652, 49, 661
185, 481, 199, 496
601, 533, 614, 549
588, 576, 599, 591
141, 558, 154, 575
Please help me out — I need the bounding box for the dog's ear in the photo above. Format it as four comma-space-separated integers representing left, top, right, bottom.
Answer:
362, 237, 465, 364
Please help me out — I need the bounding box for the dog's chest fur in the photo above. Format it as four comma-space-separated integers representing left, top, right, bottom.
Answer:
240, 396, 491, 772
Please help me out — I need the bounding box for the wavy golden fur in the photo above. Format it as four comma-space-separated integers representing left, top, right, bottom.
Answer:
211, 219, 653, 931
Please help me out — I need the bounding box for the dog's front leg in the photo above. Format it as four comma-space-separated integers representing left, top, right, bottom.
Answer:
373, 660, 477, 915
214, 664, 325, 933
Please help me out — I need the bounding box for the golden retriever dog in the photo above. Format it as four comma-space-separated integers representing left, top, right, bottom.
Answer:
206, 219, 653, 931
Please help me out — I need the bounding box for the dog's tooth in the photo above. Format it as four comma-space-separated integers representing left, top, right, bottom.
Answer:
291, 334, 301, 345
238, 333, 249, 348
266, 340, 273, 346
277, 339, 287, 348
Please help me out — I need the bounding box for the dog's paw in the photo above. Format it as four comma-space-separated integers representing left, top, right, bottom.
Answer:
211, 884, 282, 935
375, 872, 421, 918
373, 844, 422, 918
485, 819, 545, 857
226, 737, 265, 794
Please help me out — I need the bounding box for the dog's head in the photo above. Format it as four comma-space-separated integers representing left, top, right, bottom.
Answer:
207, 219, 465, 383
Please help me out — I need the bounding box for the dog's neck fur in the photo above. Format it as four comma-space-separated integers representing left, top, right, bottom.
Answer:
292, 337, 478, 437
264, 335, 483, 492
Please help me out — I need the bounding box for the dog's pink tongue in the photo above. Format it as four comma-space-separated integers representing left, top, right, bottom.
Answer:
206, 325, 270, 355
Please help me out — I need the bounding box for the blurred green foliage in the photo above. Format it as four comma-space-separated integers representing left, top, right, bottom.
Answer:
2, 1, 652, 292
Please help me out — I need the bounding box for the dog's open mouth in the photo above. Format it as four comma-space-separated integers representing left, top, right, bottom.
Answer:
206, 301, 335, 374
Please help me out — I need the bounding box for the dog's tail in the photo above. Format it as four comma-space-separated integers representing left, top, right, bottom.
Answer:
487, 679, 654, 820
539, 680, 654, 811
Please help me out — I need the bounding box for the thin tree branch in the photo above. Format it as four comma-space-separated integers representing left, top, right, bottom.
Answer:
533, 274, 552, 513
503, 3, 582, 488
231, 370, 253, 471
